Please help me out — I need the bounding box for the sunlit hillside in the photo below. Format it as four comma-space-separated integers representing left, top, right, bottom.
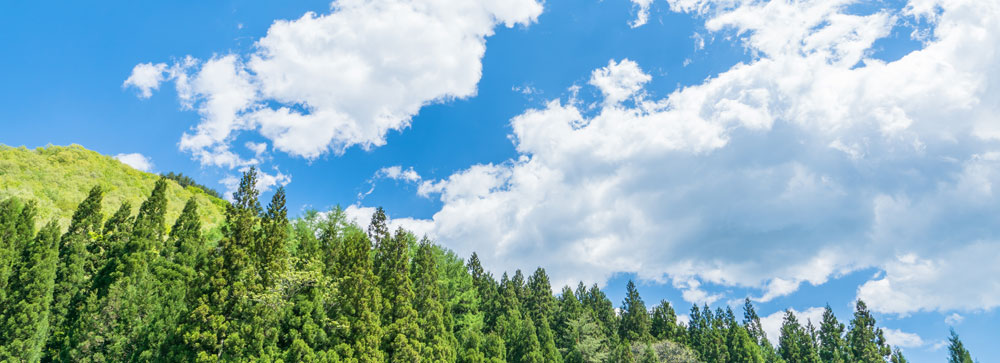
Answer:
0, 144, 226, 232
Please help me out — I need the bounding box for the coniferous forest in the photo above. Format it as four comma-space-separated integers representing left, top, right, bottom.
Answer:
0, 168, 978, 362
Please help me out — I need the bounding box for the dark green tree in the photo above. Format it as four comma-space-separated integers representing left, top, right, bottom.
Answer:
46, 186, 103, 359
947, 329, 974, 363
650, 300, 682, 342
413, 238, 458, 362
845, 300, 890, 363
0, 220, 59, 361
618, 280, 651, 343
375, 228, 421, 362
257, 186, 289, 287
334, 228, 384, 362
818, 305, 846, 363
777, 310, 820, 363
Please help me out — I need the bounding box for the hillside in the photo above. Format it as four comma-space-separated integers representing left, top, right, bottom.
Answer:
0, 144, 226, 233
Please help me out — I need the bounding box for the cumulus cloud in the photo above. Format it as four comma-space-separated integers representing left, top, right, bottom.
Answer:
128, 0, 544, 167
123, 63, 167, 98
883, 328, 925, 348
945, 313, 964, 326
114, 153, 154, 172
630, 0, 656, 28
354, 0, 1000, 313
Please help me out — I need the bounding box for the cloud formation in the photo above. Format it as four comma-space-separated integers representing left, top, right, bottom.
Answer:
374, 0, 1000, 315
114, 153, 154, 172
127, 0, 544, 166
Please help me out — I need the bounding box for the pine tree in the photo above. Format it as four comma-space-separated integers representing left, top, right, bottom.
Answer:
509, 316, 545, 363
650, 300, 681, 342
376, 228, 421, 362
946, 329, 974, 363
742, 298, 781, 361
168, 198, 205, 270
619, 280, 651, 343
610, 341, 635, 363
413, 238, 458, 362
553, 286, 581, 354
0, 198, 25, 309
46, 186, 103, 359
68, 179, 171, 361
257, 186, 289, 288
0, 219, 59, 361
846, 300, 890, 363
334, 228, 384, 362
777, 310, 820, 363
818, 304, 846, 363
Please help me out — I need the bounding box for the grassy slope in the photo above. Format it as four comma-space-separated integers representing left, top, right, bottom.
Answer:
0, 144, 227, 234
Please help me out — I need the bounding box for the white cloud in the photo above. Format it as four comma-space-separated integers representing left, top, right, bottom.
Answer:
630, 0, 656, 28
356, 0, 1000, 313
246, 141, 268, 157
883, 328, 925, 348
123, 62, 167, 98
132, 0, 544, 166
377, 166, 422, 183
588, 59, 652, 106
114, 153, 154, 172
760, 307, 825, 345
945, 313, 964, 326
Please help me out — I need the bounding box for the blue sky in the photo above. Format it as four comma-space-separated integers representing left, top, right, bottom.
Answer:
2, 0, 999, 361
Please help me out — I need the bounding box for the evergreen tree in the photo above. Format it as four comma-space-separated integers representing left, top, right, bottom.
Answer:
334, 228, 384, 362
946, 329, 974, 363
257, 186, 289, 287
818, 304, 846, 363
0, 198, 25, 309
650, 300, 681, 342
846, 300, 890, 363
376, 228, 421, 362
777, 310, 820, 363
46, 186, 102, 359
0, 220, 59, 361
168, 198, 205, 270
743, 298, 781, 361
509, 316, 545, 363
618, 280, 651, 343
413, 238, 458, 362
553, 286, 582, 354
569, 312, 610, 363
610, 341, 635, 363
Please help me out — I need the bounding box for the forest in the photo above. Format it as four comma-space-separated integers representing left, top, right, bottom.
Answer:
0, 168, 978, 362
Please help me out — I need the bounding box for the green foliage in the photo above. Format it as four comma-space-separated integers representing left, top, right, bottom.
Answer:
818, 304, 847, 363
0, 144, 226, 231
0, 166, 972, 362
618, 280, 651, 344
947, 329, 974, 363
0, 219, 59, 361
846, 300, 891, 363
777, 309, 820, 363
161, 171, 224, 200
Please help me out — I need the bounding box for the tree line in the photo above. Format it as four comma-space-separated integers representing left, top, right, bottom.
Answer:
0, 168, 978, 362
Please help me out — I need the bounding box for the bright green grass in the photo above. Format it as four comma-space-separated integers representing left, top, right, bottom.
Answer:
0, 144, 227, 234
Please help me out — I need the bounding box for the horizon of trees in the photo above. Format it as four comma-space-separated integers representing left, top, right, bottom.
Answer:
0, 168, 978, 362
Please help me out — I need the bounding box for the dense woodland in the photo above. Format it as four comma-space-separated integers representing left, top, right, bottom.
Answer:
0, 168, 978, 362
